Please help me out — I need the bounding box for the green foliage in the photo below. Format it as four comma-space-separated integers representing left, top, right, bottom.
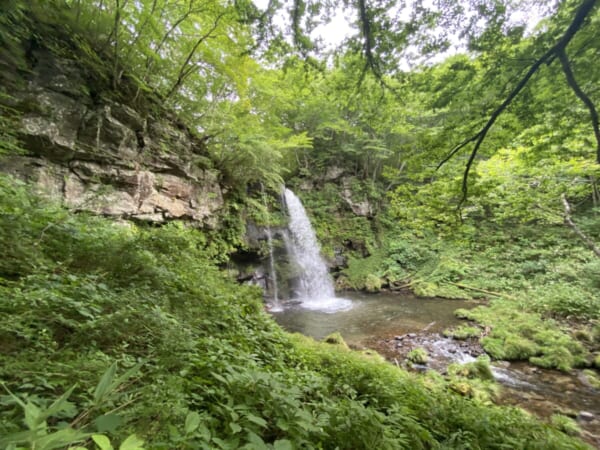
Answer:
0, 0, 599, 446
0, 365, 144, 450
342, 253, 384, 291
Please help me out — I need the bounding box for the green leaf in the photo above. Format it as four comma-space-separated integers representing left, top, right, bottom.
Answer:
92, 434, 114, 450
94, 363, 117, 404
95, 414, 123, 433
24, 401, 43, 431
112, 362, 142, 389
39, 384, 77, 424
119, 434, 145, 450
273, 439, 294, 450
229, 422, 242, 434
246, 431, 266, 447
245, 414, 267, 428
185, 411, 201, 434
34, 427, 89, 450
0, 429, 42, 446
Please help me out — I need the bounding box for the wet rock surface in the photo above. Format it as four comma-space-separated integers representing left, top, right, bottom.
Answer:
368, 331, 600, 447
367, 331, 485, 372
0, 47, 223, 226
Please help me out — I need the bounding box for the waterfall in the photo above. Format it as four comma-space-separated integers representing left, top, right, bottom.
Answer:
265, 225, 281, 311
283, 188, 351, 312
261, 184, 281, 311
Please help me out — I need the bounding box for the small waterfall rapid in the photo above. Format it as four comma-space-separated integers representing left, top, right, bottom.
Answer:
265, 225, 281, 311
261, 184, 281, 311
283, 188, 351, 312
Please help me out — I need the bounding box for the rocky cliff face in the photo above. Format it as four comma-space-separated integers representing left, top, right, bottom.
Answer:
1, 47, 224, 226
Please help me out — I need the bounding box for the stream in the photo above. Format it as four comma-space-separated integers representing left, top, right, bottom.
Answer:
271, 292, 600, 447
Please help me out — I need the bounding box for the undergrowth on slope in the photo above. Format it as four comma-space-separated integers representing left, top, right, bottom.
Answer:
0, 175, 592, 449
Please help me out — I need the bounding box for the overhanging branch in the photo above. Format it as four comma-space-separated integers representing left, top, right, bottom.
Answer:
561, 193, 600, 258
438, 0, 599, 208
557, 49, 600, 163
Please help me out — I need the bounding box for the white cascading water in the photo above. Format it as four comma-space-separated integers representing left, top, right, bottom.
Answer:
261, 185, 281, 311
265, 225, 282, 311
283, 188, 351, 312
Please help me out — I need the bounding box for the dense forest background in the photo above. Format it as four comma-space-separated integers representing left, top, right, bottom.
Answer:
1, 0, 599, 448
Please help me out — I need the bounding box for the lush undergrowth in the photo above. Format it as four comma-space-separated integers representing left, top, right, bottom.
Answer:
0, 176, 592, 449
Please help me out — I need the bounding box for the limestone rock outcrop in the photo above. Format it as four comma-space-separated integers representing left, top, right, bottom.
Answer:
0, 47, 223, 226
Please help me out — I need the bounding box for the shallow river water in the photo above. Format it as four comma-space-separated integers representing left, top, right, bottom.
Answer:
272, 291, 475, 342
271, 292, 600, 447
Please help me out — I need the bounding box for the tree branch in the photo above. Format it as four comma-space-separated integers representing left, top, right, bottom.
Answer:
438, 0, 599, 207
561, 193, 600, 257
165, 11, 227, 99
557, 49, 600, 163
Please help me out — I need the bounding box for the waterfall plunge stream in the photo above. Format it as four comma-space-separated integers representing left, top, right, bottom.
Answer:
283, 188, 351, 312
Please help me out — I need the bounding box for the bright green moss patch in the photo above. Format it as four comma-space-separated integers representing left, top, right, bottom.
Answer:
455, 301, 588, 371
443, 324, 481, 340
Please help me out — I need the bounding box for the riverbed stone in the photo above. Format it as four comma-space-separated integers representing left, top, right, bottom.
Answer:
578, 411, 594, 422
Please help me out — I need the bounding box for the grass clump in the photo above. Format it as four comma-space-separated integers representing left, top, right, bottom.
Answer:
550, 414, 582, 436
444, 324, 481, 340
407, 348, 429, 364
324, 332, 350, 349
448, 356, 495, 382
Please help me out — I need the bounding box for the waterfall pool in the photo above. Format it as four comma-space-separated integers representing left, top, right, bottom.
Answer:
271, 291, 475, 343
270, 291, 600, 446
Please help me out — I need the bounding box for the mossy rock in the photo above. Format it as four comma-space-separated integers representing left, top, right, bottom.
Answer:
360, 349, 385, 362
594, 354, 600, 369
582, 369, 600, 389
593, 323, 600, 343
481, 335, 539, 361
407, 347, 428, 364
335, 275, 352, 290
573, 329, 593, 343
530, 347, 577, 372
449, 381, 473, 396
323, 332, 349, 349
454, 308, 476, 320
364, 273, 382, 292
443, 325, 480, 340
448, 356, 494, 381
412, 281, 438, 297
